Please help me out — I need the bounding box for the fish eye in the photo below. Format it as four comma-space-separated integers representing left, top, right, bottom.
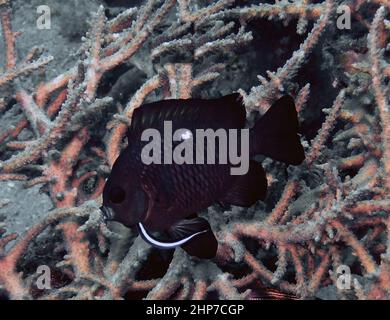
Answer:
109, 186, 126, 204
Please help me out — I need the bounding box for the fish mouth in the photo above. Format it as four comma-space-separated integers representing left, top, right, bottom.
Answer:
137, 222, 207, 250
100, 206, 115, 221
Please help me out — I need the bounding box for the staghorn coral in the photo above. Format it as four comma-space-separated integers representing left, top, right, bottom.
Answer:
0, 0, 389, 300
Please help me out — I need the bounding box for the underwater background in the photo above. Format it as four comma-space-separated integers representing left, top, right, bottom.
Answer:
0, 0, 389, 300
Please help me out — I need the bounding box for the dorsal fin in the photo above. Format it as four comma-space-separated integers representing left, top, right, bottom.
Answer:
127, 93, 246, 139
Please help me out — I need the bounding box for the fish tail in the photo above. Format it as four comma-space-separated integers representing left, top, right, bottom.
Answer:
249, 95, 305, 165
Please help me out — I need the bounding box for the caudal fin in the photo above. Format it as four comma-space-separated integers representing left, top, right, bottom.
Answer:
249, 95, 305, 165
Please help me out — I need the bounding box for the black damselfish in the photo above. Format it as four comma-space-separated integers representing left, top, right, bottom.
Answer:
101, 93, 305, 259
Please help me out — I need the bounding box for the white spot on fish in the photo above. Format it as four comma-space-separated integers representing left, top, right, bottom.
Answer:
180, 129, 192, 140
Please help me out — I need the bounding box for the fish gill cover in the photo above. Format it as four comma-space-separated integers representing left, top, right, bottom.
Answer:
0, 0, 389, 300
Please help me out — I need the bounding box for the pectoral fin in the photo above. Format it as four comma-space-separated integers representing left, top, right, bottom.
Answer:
138, 218, 218, 259
137, 222, 207, 250
167, 217, 218, 259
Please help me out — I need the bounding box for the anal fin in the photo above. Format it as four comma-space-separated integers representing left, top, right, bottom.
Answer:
221, 160, 267, 207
